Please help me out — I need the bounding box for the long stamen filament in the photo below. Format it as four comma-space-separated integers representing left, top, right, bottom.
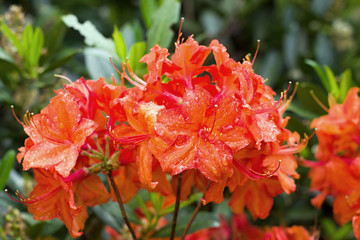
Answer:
176, 17, 184, 46
234, 160, 281, 180
5, 188, 61, 204
109, 57, 145, 90
11, 105, 25, 127
255, 81, 292, 114
209, 104, 218, 136
310, 90, 329, 112
252, 39, 260, 65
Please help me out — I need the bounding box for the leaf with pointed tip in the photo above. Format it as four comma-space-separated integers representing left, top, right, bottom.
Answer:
0, 21, 23, 55
339, 69, 353, 103
113, 27, 127, 61
305, 59, 329, 92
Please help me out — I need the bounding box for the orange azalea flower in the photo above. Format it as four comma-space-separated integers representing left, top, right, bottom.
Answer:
17, 92, 97, 177
16, 168, 109, 238
153, 86, 237, 182
308, 87, 360, 238
58, 77, 128, 128
228, 176, 283, 219
109, 88, 167, 189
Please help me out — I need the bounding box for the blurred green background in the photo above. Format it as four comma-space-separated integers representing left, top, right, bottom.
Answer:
0, 0, 359, 239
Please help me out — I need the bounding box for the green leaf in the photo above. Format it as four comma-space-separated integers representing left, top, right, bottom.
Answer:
42, 21, 67, 64
28, 27, 44, 68
339, 69, 353, 102
140, 0, 157, 29
136, 195, 152, 221
153, 210, 219, 237
61, 14, 115, 54
21, 24, 33, 59
0, 150, 16, 191
333, 222, 353, 239
160, 192, 202, 215
129, 41, 146, 74
305, 59, 329, 92
149, 192, 163, 213
147, 0, 181, 48
113, 27, 127, 61
0, 21, 23, 55
321, 218, 336, 236
323, 65, 339, 98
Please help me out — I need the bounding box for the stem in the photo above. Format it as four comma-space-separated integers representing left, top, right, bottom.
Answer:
180, 181, 211, 240
170, 173, 183, 240
107, 170, 137, 240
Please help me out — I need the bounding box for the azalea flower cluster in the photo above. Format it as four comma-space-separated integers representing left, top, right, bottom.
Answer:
308, 87, 360, 239
13, 36, 306, 238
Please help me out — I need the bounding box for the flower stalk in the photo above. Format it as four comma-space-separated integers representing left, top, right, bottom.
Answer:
170, 173, 182, 240
180, 181, 211, 240
107, 170, 137, 240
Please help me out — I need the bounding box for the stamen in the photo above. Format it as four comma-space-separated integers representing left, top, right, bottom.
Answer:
176, 17, 185, 45
110, 57, 144, 89
278, 130, 316, 155
54, 74, 72, 84
5, 188, 61, 204
209, 104, 218, 136
11, 105, 25, 127
310, 90, 329, 112
252, 40, 260, 65
126, 62, 147, 86
255, 81, 292, 114
234, 160, 281, 180
121, 62, 145, 89
279, 82, 299, 114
